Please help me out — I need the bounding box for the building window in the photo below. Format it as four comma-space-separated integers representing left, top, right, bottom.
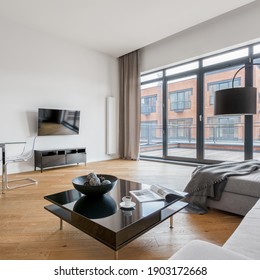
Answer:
168, 118, 193, 140
208, 78, 241, 105
169, 89, 192, 112
207, 116, 241, 141
140, 121, 161, 145
141, 95, 157, 115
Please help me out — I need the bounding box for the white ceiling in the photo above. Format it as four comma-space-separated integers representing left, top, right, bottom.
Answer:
0, 0, 256, 57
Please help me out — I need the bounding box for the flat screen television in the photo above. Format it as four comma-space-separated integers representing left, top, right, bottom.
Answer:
38, 108, 80, 136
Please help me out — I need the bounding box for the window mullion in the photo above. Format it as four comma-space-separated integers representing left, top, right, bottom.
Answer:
245, 52, 254, 159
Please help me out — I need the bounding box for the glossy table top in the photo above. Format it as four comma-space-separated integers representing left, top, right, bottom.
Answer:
44, 178, 187, 250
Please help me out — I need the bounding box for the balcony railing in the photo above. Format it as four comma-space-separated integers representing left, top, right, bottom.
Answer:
141, 105, 156, 115
140, 122, 260, 153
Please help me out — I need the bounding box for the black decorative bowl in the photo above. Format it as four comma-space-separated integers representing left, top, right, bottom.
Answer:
72, 174, 118, 196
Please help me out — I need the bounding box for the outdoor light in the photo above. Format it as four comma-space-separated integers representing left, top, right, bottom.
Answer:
214, 64, 258, 115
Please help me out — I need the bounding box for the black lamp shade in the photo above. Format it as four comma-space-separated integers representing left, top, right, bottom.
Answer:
214, 87, 257, 115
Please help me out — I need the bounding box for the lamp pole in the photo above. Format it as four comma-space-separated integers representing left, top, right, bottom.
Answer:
245, 58, 255, 159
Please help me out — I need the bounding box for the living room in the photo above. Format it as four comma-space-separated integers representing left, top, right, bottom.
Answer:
1, 0, 260, 277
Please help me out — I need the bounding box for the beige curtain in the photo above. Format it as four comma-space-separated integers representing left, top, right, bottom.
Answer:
119, 50, 141, 160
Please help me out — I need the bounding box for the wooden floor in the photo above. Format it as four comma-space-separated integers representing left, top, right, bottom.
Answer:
0, 159, 242, 260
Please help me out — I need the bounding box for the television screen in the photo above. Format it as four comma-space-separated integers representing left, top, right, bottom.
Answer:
38, 108, 80, 136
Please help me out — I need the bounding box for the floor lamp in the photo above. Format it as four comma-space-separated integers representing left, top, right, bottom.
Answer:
214, 64, 258, 115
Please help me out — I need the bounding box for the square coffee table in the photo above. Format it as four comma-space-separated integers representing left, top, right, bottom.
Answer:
44, 178, 188, 259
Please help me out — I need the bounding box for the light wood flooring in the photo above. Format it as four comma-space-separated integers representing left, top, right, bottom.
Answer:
0, 159, 242, 260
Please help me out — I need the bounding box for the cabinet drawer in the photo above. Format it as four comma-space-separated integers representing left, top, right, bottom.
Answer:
66, 153, 86, 164
42, 155, 66, 168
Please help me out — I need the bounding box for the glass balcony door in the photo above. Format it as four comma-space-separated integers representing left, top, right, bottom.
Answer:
140, 44, 260, 163
165, 75, 197, 160
203, 65, 245, 161
140, 80, 163, 158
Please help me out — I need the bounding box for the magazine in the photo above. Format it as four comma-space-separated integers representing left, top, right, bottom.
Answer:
130, 185, 186, 203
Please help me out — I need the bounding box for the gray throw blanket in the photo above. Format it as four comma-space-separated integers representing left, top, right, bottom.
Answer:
184, 159, 260, 213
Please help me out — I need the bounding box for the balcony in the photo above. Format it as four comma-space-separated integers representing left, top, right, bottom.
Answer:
141, 105, 156, 115
140, 122, 260, 161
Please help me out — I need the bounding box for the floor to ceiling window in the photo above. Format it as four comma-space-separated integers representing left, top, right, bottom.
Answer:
140, 71, 163, 157
166, 75, 197, 159
140, 43, 260, 164
203, 65, 245, 161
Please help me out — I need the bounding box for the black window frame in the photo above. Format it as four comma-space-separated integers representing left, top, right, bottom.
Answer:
140, 42, 260, 164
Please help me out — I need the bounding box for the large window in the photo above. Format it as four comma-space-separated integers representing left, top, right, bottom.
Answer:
204, 65, 245, 161
166, 76, 197, 159
140, 80, 163, 157
140, 43, 260, 163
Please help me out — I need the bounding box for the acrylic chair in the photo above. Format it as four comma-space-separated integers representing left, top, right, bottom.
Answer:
1, 136, 37, 194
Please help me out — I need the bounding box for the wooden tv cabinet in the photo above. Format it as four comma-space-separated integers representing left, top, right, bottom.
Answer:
34, 147, 86, 172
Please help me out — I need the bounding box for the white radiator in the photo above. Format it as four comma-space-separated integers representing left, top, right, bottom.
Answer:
106, 97, 117, 155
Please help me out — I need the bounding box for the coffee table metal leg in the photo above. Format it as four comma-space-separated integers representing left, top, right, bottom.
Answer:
60, 218, 63, 230
169, 216, 173, 228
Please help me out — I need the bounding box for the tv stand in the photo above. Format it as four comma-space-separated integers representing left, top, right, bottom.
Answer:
34, 147, 86, 172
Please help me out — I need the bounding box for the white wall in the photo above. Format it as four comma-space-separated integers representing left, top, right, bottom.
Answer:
0, 17, 119, 173
140, 1, 260, 73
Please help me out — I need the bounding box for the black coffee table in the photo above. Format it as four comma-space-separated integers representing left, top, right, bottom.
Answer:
44, 178, 188, 259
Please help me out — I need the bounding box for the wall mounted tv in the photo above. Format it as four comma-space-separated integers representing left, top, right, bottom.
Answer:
38, 108, 80, 136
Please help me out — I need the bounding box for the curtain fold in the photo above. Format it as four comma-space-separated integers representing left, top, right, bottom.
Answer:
119, 50, 141, 160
